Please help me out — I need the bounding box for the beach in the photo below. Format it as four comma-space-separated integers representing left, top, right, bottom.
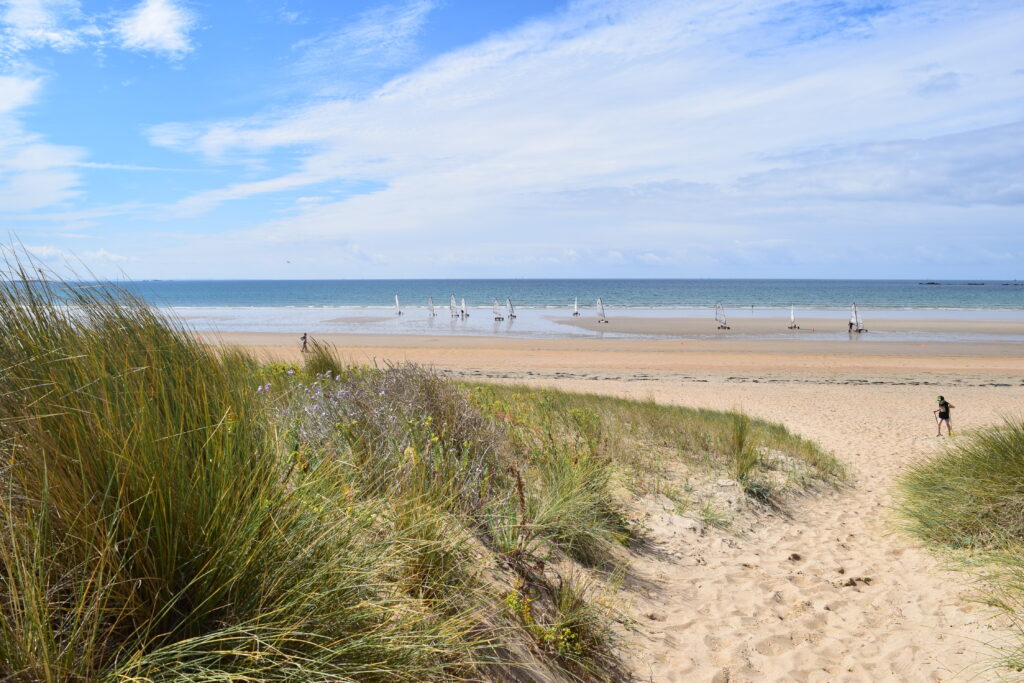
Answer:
212, 328, 1024, 680
211, 328, 1024, 384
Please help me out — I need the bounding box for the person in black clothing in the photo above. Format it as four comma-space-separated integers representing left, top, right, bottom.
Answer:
933, 395, 954, 436
300, 332, 308, 353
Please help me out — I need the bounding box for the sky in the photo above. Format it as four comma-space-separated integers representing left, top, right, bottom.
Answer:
0, 0, 1022, 279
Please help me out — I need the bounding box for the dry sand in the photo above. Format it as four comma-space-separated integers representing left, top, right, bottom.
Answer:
213, 331, 1024, 681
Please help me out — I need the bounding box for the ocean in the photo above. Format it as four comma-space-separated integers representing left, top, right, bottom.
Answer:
108, 279, 1023, 340
124, 279, 1023, 310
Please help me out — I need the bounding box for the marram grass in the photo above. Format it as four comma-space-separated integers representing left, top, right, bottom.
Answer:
898, 418, 1024, 674
899, 419, 1024, 549
0, 268, 476, 681
0, 261, 842, 681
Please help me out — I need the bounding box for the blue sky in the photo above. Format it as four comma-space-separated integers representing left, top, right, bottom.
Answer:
1, 0, 1022, 279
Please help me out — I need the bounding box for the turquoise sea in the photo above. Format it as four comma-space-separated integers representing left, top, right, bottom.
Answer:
125, 278, 1024, 311
110, 279, 1023, 341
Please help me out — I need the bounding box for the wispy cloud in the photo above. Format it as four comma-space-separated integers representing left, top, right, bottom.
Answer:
24, 243, 69, 260
72, 161, 208, 172
83, 247, 138, 262
0, 74, 84, 211
20, 244, 137, 265
0, 73, 38, 112
114, 0, 195, 59
744, 122, 1024, 205
913, 70, 961, 96
291, 0, 435, 92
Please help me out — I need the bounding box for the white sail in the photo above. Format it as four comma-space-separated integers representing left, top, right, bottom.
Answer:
573, 296, 579, 316
492, 298, 503, 319
715, 301, 727, 326
394, 294, 402, 315
850, 303, 863, 330
506, 297, 516, 318
790, 305, 795, 324
596, 297, 607, 321
449, 294, 457, 317
428, 296, 435, 317
460, 297, 468, 318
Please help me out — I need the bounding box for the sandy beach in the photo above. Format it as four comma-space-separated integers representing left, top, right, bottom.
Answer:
213, 330, 1024, 680
211, 330, 1024, 386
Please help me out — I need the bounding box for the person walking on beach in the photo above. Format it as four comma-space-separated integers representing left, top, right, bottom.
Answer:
934, 395, 954, 436
300, 332, 308, 353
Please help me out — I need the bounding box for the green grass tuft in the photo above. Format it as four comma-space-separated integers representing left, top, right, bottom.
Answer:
899, 419, 1024, 549
469, 383, 845, 506
897, 417, 1024, 673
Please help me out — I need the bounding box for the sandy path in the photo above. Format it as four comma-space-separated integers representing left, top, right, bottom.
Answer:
512, 379, 1020, 682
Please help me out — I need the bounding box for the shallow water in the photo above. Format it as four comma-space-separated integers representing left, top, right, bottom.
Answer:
171, 305, 1024, 342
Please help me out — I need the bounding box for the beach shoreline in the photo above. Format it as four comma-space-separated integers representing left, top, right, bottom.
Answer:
178, 306, 1024, 344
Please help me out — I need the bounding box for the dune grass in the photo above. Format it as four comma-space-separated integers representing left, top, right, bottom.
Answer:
897, 418, 1024, 673
0, 268, 480, 681
0, 262, 842, 681
467, 384, 845, 507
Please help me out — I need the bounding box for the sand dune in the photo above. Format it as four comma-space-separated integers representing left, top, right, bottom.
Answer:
527, 379, 1019, 681
214, 331, 1024, 681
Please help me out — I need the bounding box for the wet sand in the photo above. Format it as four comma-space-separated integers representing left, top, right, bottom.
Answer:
555, 314, 1024, 338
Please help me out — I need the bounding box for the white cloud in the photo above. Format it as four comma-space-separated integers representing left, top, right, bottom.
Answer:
83, 248, 137, 262
742, 122, 1024, 206
0, 74, 84, 211
115, 0, 195, 58
2, 0, 196, 61
24, 243, 69, 260
0, 167, 80, 210
0, 74, 39, 112
0, 0, 84, 54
